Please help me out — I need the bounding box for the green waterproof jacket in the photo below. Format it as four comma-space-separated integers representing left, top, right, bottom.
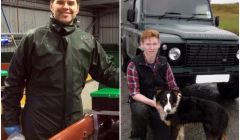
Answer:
2, 17, 119, 139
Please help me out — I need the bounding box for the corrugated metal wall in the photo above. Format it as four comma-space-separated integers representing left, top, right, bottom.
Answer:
78, 15, 93, 33
99, 12, 119, 44
1, 6, 93, 33
1, 6, 50, 33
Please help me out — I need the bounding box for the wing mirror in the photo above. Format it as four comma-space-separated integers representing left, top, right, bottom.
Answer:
127, 9, 135, 22
215, 16, 219, 27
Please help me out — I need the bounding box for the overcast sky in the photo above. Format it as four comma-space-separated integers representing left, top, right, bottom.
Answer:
211, 0, 239, 4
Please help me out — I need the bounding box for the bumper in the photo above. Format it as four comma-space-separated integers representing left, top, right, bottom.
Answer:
172, 66, 239, 86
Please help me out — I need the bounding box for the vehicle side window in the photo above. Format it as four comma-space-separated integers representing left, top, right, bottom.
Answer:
128, 0, 135, 9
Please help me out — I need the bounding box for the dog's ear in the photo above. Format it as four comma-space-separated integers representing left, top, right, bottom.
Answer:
172, 89, 182, 96
155, 87, 163, 95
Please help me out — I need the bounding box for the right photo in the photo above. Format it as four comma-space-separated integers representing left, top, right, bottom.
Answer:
121, 0, 239, 139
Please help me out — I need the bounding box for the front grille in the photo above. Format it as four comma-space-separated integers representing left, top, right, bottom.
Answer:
186, 44, 237, 66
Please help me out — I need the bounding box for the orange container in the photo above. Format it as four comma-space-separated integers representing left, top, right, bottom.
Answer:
49, 115, 94, 140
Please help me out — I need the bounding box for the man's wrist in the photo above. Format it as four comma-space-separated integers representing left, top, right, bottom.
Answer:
150, 100, 156, 108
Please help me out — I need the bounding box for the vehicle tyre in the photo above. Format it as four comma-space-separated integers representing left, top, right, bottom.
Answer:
121, 38, 130, 73
217, 82, 239, 99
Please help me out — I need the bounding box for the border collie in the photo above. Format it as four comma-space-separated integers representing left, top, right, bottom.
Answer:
155, 89, 228, 140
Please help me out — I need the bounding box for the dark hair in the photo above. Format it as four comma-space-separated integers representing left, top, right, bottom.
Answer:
50, 0, 80, 5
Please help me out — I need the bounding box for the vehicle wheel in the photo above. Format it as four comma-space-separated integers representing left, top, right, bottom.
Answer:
121, 38, 130, 73
217, 82, 239, 99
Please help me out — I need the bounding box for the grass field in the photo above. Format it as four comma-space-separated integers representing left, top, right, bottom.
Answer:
211, 3, 239, 35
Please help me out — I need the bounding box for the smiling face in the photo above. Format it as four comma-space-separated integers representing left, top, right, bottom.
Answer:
50, 0, 79, 25
141, 37, 160, 61
140, 29, 161, 63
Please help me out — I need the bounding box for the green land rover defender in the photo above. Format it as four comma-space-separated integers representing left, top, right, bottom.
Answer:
121, 0, 239, 99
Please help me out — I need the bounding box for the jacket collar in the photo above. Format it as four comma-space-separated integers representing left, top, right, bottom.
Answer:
138, 53, 160, 66
49, 15, 78, 36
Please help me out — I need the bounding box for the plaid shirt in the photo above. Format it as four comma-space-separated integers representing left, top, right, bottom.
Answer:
127, 56, 179, 96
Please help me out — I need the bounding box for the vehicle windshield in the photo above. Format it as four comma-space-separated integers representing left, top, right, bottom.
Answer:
143, 0, 212, 19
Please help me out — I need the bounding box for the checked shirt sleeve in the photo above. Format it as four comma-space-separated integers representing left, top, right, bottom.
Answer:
127, 62, 140, 96
166, 63, 179, 91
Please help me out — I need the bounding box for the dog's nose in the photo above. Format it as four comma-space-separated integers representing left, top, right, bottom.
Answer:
166, 110, 170, 113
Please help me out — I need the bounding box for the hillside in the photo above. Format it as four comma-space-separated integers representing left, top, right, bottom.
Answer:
211, 3, 239, 35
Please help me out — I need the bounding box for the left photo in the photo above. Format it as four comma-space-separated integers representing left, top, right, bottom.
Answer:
1, 0, 120, 140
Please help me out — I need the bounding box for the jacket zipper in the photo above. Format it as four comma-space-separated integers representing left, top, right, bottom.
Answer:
63, 37, 68, 127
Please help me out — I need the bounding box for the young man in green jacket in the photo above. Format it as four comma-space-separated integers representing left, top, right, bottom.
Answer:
2, 0, 119, 139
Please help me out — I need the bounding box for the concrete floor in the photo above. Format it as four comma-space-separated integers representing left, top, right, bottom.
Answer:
121, 73, 239, 140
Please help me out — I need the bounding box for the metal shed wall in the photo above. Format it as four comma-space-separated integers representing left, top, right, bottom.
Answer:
98, 12, 119, 44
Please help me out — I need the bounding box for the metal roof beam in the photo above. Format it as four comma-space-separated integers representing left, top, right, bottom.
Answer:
81, 0, 118, 6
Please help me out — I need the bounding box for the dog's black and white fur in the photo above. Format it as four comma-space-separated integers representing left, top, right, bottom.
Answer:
155, 89, 228, 140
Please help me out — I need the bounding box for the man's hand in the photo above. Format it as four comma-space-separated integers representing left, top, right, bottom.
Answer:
4, 125, 25, 140
4, 125, 22, 135
155, 103, 164, 113
155, 102, 168, 121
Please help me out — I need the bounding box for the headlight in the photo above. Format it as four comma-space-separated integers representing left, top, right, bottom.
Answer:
162, 44, 168, 50
168, 48, 181, 61
236, 50, 239, 59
